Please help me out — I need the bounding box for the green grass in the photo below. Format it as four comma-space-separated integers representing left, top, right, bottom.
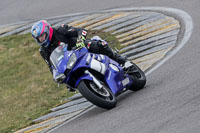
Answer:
0, 30, 119, 133
0, 33, 74, 133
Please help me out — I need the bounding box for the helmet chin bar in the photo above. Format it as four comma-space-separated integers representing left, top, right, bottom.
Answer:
43, 39, 51, 47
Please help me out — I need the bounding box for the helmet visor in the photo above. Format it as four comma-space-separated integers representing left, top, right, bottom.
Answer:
37, 32, 47, 43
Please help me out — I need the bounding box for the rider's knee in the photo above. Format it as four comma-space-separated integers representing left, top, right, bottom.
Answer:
97, 40, 108, 49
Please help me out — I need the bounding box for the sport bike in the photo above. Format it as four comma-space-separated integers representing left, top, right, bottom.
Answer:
50, 43, 146, 109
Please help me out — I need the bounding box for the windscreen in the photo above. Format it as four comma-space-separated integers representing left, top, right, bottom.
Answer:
50, 44, 67, 69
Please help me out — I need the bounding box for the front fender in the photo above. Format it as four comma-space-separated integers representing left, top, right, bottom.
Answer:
75, 73, 93, 87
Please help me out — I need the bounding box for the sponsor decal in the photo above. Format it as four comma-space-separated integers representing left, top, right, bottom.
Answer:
58, 41, 61, 46
82, 30, 87, 36
87, 42, 92, 49
33, 30, 37, 36
58, 55, 64, 62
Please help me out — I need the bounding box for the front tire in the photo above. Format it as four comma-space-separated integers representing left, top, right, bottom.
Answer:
77, 80, 117, 109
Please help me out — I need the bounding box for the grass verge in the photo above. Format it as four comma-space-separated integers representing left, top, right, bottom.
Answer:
0, 30, 119, 133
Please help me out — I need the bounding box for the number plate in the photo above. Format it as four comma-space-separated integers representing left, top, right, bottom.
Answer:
122, 78, 129, 86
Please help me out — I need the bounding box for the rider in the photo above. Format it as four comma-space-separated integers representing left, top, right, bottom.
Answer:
31, 20, 127, 82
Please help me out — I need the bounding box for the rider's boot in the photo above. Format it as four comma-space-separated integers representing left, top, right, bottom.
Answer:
107, 46, 134, 70
91, 36, 127, 65
110, 50, 127, 65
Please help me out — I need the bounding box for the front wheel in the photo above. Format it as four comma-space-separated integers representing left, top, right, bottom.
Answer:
77, 80, 117, 109
127, 63, 146, 91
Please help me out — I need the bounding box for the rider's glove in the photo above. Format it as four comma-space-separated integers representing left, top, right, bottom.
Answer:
76, 35, 86, 48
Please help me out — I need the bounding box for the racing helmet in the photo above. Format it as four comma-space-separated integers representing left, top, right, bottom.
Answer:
31, 20, 53, 47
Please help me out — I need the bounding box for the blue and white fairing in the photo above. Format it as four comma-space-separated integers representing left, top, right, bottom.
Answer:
50, 44, 133, 96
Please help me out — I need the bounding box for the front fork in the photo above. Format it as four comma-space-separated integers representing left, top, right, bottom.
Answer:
84, 70, 103, 89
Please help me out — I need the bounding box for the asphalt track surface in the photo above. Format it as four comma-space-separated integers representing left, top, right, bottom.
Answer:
1, 0, 200, 133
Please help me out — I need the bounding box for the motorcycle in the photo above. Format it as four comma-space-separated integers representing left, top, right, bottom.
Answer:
50, 42, 146, 109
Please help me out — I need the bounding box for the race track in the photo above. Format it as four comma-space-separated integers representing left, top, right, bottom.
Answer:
1, 0, 200, 133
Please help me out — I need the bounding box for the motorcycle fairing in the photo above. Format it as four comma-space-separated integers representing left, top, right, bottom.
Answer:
51, 46, 133, 96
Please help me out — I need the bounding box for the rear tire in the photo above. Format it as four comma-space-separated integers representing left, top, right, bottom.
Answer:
77, 80, 117, 109
128, 63, 146, 91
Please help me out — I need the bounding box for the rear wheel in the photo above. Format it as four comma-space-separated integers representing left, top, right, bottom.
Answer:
127, 63, 146, 91
77, 80, 117, 109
